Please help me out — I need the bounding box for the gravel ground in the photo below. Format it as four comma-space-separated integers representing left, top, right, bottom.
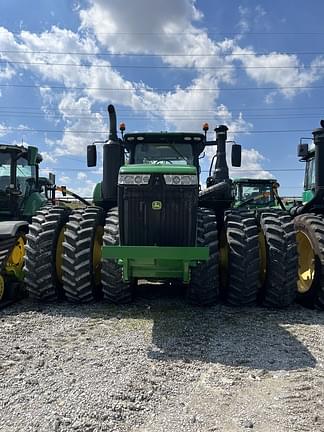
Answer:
0, 284, 323, 432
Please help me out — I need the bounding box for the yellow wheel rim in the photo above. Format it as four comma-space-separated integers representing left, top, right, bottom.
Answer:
258, 231, 267, 285
296, 231, 315, 293
219, 229, 229, 290
0, 275, 5, 300
9, 236, 25, 266
56, 227, 65, 283
93, 226, 104, 285
5, 236, 26, 278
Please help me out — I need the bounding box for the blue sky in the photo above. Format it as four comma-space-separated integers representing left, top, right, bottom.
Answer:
0, 0, 324, 197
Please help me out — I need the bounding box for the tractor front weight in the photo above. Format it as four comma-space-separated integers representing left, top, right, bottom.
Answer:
102, 245, 209, 283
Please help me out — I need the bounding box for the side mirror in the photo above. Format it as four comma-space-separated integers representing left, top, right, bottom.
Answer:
231, 144, 241, 167
27, 146, 38, 166
49, 172, 56, 185
87, 144, 97, 167
298, 143, 309, 158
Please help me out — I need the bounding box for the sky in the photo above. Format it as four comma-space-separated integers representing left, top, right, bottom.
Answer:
0, 0, 324, 197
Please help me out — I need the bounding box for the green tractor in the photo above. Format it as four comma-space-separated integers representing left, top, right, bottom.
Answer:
24, 105, 298, 308
232, 178, 285, 210
0, 144, 50, 303
290, 120, 324, 309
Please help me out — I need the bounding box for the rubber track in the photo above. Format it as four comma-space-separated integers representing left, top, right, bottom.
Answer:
24, 206, 71, 301
225, 210, 260, 306
294, 213, 324, 309
187, 207, 219, 306
101, 207, 133, 304
62, 206, 105, 303
260, 211, 298, 308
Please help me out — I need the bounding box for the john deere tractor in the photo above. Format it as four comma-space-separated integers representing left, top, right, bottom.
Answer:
0, 144, 50, 303
290, 120, 324, 309
232, 178, 285, 210
24, 105, 298, 308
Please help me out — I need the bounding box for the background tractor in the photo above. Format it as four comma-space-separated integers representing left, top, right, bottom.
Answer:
290, 121, 324, 309
24, 105, 298, 308
0, 144, 50, 303
232, 178, 285, 210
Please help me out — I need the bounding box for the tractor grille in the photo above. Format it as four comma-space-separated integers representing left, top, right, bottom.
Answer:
118, 174, 198, 246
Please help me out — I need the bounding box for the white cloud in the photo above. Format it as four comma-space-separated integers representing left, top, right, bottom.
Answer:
237, 4, 267, 34
231, 148, 273, 179
0, 123, 7, 137
58, 174, 71, 184
77, 171, 87, 180
80, 0, 203, 55
238, 6, 250, 33
56, 92, 107, 155
41, 151, 57, 164
232, 48, 324, 99
0, 64, 16, 81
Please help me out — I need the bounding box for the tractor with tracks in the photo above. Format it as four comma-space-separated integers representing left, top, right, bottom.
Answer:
0, 144, 50, 303
24, 105, 298, 308
291, 120, 324, 309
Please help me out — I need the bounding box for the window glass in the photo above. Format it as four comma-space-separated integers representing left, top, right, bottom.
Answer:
134, 143, 194, 165
305, 158, 315, 189
238, 183, 274, 205
16, 157, 35, 194
0, 153, 11, 190
0, 153, 35, 194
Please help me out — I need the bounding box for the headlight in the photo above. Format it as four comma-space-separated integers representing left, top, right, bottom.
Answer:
118, 174, 150, 185
163, 174, 198, 185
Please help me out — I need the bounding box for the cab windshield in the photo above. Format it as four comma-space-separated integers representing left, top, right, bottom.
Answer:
134, 143, 194, 165
0, 152, 35, 194
236, 183, 274, 205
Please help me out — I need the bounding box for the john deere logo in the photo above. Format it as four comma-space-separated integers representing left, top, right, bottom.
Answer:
152, 201, 162, 210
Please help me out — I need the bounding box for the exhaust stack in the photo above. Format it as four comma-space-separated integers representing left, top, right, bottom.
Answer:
212, 125, 229, 184
102, 104, 124, 202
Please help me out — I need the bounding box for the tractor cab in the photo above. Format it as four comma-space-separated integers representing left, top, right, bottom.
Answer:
233, 178, 278, 209
0, 144, 45, 220
124, 132, 204, 169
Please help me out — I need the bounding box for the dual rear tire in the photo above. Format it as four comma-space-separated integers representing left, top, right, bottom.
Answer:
222, 209, 298, 308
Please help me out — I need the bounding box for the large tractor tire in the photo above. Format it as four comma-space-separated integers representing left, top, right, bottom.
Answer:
222, 210, 260, 306
294, 213, 324, 309
101, 207, 134, 304
24, 206, 71, 301
259, 211, 298, 308
187, 207, 219, 306
62, 206, 105, 303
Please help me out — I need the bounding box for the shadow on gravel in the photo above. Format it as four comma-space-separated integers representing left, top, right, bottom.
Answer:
3, 283, 322, 371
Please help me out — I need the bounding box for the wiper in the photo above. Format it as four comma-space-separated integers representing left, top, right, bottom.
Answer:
169, 143, 187, 161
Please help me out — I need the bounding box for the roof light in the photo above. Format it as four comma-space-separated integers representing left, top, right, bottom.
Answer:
203, 123, 209, 132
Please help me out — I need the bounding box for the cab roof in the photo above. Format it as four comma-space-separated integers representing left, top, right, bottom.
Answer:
124, 132, 205, 144
233, 178, 277, 184
0, 144, 28, 154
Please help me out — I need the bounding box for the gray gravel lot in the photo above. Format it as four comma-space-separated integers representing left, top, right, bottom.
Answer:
0, 284, 323, 432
